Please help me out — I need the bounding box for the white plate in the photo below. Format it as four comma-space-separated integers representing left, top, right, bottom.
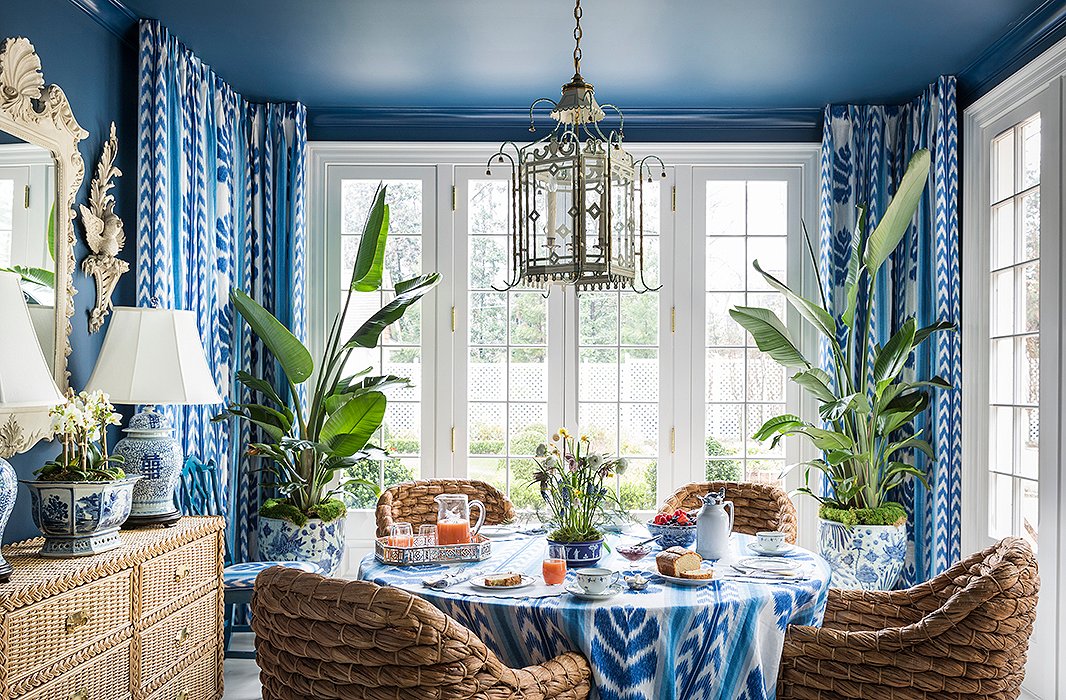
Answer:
735, 556, 800, 573
565, 582, 625, 600
479, 525, 518, 538
657, 565, 720, 587
469, 573, 535, 590
746, 542, 799, 557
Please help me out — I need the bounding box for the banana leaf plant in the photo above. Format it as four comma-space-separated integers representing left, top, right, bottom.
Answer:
729, 149, 955, 524
215, 185, 441, 522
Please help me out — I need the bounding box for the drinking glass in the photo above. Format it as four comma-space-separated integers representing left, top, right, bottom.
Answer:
388, 522, 414, 548
542, 557, 567, 585
418, 524, 438, 546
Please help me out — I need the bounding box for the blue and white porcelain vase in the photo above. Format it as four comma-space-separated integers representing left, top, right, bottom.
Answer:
23, 476, 141, 557
546, 537, 604, 568
0, 458, 17, 581
818, 518, 908, 590
257, 514, 346, 575
112, 407, 183, 526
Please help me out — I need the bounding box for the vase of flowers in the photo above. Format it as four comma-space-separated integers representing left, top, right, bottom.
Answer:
535, 429, 626, 567
23, 390, 140, 557
730, 149, 953, 590
217, 184, 439, 575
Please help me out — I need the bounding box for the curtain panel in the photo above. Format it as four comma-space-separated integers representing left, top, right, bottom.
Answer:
818, 76, 961, 586
136, 19, 307, 566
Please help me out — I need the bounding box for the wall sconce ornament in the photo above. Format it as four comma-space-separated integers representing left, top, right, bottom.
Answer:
81, 121, 128, 334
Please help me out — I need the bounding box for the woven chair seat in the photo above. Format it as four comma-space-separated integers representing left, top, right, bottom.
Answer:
777, 537, 1039, 700
375, 479, 516, 538
658, 481, 799, 543
253, 566, 592, 700
224, 561, 321, 590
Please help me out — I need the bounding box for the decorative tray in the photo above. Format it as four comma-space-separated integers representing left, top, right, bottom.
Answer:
374, 535, 492, 566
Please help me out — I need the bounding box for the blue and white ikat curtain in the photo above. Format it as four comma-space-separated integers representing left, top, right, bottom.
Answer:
819, 76, 961, 586
136, 19, 307, 567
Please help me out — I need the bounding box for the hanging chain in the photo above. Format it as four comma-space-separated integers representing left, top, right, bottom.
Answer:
573, 0, 583, 75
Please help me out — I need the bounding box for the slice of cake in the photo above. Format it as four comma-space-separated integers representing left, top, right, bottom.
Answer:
483, 572, 522, 587
679, 568, 714, 580
656, 546, 702, 577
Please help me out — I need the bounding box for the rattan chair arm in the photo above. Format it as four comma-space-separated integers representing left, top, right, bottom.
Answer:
518, 651, 593, 698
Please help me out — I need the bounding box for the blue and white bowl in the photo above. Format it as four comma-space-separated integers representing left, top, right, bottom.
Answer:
22, 476, 141, 557
647, 521, 697, 549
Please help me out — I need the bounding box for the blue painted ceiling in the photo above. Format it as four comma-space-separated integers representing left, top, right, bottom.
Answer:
121, 0, 1046, 110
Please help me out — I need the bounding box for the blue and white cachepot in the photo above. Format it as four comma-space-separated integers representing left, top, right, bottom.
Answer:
257, 514, 346, 575
819, 518, 908, 590
23, 476, 141, 557
113, 407, 183, 525
546, 538, 604, 568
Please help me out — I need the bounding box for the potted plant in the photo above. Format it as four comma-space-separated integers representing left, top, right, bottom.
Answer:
534, 429, 627, 567
218, 185, 439, 575
23, 390, 140, 557
730, 149, 954, 590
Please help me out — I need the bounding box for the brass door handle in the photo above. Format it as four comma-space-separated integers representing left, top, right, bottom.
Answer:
176, 691, 189, 700
174, 565, 190, 582
69, 690, 88, 700
65, 610, 90, 633
175, 626, 189, 645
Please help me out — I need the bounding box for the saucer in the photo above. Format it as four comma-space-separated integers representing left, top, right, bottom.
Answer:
565, 582, 625, 600
479, 525, 519, 538
735, 556, 800, 574
746, 542, 799, 557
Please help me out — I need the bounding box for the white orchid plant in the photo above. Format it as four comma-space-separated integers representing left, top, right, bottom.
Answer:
37, 389, 126, 481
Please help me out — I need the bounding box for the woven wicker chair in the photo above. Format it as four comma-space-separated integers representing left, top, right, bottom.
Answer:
252, 566, 592, 699
375, 478, 516, 538
778, 537, 1039, 700
658, 481, 798, 544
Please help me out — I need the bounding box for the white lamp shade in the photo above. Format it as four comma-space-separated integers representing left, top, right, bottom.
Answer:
85, 307, 223, 406
0, 272, 63, 408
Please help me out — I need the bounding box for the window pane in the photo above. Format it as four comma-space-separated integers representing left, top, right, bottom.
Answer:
747, 181, 788, 236
707, 292, 745, 346
1021, 116, 1040, 190
991, 130, 1014, 203
706, 237, 745, 291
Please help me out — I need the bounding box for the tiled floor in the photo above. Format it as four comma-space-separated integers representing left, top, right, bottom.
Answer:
223, 634, 262, 699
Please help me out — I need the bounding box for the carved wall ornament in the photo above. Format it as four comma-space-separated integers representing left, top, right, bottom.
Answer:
82, 122, 128, 334
0, 36, 88, 455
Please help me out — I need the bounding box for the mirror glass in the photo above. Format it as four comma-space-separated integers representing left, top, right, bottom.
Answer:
0, 133, 57, 360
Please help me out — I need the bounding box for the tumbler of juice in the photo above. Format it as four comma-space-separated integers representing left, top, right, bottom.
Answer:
542, 558, 567, 585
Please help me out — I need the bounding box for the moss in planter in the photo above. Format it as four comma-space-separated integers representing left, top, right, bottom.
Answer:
260, 497, 347, 526
819, 502, 906, 528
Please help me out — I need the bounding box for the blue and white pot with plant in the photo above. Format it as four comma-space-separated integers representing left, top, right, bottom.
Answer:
818, 517, 908, 590
730, 149, 948, 592
257, 503, 346, 575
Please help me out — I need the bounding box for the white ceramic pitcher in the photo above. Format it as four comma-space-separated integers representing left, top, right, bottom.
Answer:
695, 488, 734, 560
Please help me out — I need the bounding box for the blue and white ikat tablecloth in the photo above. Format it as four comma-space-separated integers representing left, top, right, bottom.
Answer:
359, 533, 830, 700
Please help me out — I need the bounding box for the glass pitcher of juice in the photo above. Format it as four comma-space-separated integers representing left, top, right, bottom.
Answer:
434, 493, 486, 545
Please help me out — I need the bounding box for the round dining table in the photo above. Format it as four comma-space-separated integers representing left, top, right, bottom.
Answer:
358, 530, 831, 700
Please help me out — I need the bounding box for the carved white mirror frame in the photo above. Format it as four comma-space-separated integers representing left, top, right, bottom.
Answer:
0, 37, 87, 455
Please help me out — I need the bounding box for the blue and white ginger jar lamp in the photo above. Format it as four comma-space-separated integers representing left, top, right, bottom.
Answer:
85, 306, 222, 527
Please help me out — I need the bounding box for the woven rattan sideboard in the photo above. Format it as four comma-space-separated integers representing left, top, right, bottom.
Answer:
0, 515, 224, 699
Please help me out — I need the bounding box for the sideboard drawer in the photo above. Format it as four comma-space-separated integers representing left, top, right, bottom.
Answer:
8, 571, 133, 682
142, 536, 216, 616
140, 591, 217, 688
22, 640, 131, 700
146, 646, 218, 700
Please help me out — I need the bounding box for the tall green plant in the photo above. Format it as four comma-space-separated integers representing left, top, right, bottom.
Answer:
216, 185, 441, 522
729, 149, 955, 522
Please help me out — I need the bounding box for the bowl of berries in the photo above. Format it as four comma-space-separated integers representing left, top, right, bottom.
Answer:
648, 509, 697, 548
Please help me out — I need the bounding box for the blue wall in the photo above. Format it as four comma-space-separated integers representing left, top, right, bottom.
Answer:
0, 0, 138, 542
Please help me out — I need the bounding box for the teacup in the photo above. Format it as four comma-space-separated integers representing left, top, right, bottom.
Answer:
575, 567, 619, 594
756, 531, 787, 551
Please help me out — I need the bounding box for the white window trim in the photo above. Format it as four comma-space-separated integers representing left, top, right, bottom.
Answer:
306, 142, 821, 569
962, 33, 1066, 700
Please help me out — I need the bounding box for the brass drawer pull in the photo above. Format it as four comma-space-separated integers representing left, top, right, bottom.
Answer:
65, 610, 90, 633
69, 690, 88, 700
175, 626, 189, 645
174, 564, 190, 582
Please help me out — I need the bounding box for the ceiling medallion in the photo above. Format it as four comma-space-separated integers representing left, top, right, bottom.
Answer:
488, 0, 666, 293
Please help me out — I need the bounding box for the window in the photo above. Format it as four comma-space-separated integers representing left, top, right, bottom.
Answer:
702, 179, 790, 483
311, 146, 816, 527
986, 116, 1041, 550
